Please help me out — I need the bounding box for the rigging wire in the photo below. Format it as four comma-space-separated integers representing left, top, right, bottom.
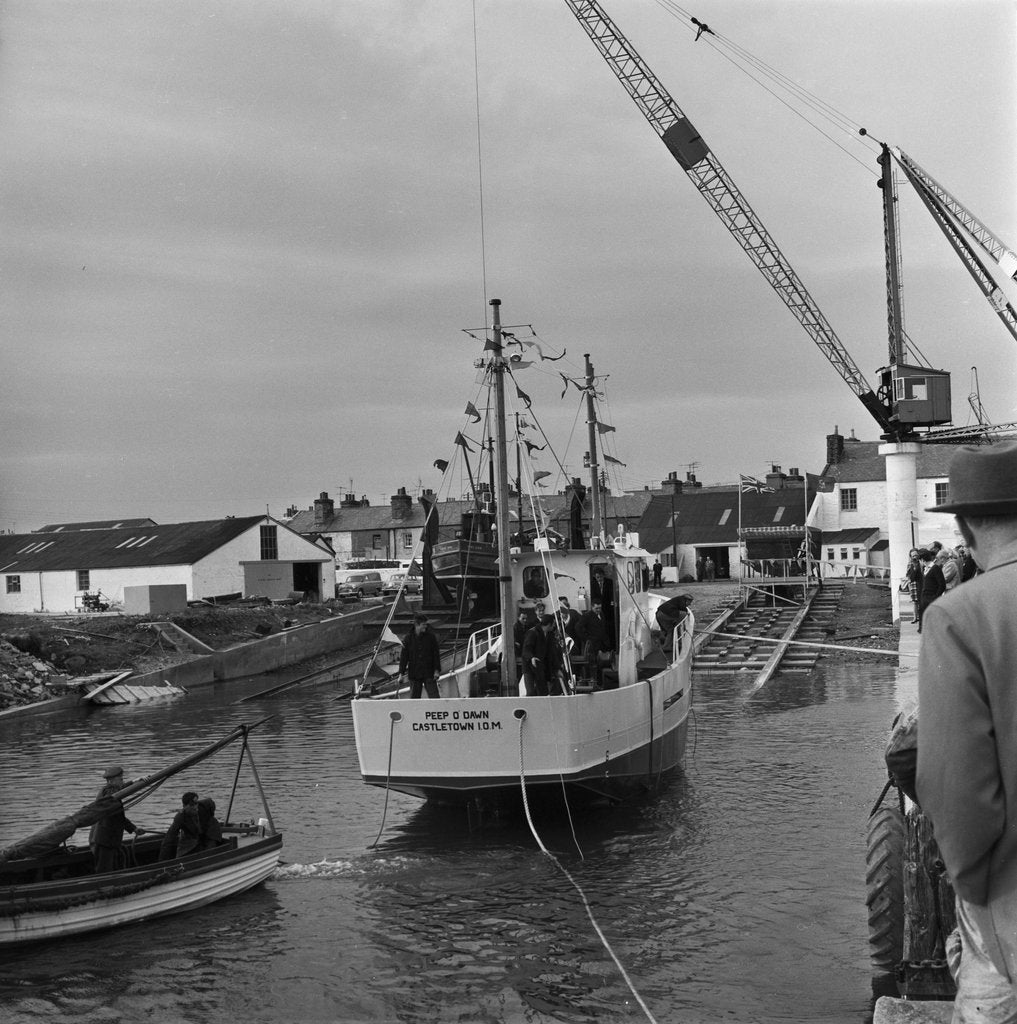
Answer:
470, 0, 489, 324
650, 0, 880, 177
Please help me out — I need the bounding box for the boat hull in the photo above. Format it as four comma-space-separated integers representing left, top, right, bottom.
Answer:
352, 659, 692, 806
430, 539, 497, 579
0, 832, 282, 947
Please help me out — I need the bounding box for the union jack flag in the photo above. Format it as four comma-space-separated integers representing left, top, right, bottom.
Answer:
740, 474, 774, 493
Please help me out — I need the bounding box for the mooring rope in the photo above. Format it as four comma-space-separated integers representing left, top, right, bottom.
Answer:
369, 711, 401, 849
514, 711, 660, 1024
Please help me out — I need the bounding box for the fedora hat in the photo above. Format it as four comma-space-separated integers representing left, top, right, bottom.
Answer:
927, 440, 1017, 514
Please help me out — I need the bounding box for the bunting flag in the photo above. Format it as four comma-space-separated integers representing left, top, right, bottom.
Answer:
464, 401, 481, 423
604, 454, 627, 467
515, 385, 532, 408
523, 439, 546, 456
559, 372, 594, 399
433, 459, 449, 473
609, 485, 628, 497
596, 422, 616, 435
508, 509, 519, 520
533, 470, 551, 481
740, 474, 774, 493
508, 354, 534, 369
454, 432, 475, 452
382, 626, 402, 646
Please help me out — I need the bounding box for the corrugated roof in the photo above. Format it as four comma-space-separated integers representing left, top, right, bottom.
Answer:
36, 518, 158, 532
0, 517, 267, 572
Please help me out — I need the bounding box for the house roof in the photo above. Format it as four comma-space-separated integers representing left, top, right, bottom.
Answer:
36, 518, 159, 532
636, 485, 815, 553
0, 517, 269, 573
823, 439, 957, 484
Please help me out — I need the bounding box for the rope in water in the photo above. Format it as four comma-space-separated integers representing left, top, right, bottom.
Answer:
369, 711, 400, 849
515, 712, 660, 1024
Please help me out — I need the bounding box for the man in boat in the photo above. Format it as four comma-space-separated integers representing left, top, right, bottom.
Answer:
159, 791, 201, 860
196, 796, 225, 851
577, 599, 610, 686
89, 764, 139, 873
521, 614, 559, 696
916, 441, 1017, 1018
398, 613, 441, 699
557, 596, 581, 645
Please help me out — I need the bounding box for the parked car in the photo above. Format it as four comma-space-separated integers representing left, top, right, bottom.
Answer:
381, 573, 422, 597
336, 571, 384, 601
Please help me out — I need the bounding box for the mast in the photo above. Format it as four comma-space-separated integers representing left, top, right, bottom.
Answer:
489, 299, 517, 694
584, 353, 603, 545
879, 143, 907, 366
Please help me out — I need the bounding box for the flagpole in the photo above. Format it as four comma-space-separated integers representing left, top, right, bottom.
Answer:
738, 476, 743, 590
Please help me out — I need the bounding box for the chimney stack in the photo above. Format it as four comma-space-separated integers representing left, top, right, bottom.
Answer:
390, 487, 413, 521
661, 470, 683, 495
313, 491, 335, 527
826, 427, 845, 466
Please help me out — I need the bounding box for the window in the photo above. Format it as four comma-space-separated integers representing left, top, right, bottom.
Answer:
840, 488, 857, 511
522, 566, 549, 599
402, 531, 413, 550
827, 549, 834, 560
852, 549, 861, 560
372, 534, 382, 550
935, 481, 950, 506
76, 569, 90, 591
5, 575, 20, 594
840, 548, 848, 561
260, 524, 278, 560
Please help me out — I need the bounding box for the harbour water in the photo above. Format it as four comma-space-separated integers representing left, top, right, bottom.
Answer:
0, 658, 902, 1023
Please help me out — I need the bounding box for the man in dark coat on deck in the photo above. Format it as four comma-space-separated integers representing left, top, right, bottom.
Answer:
521, 615, 558, 696
399, 613, 442, 699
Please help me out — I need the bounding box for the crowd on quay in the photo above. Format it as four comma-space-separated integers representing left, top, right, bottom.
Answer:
904, 539, 978, 632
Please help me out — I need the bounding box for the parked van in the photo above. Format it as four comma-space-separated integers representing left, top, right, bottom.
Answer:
336, 571, 384, 601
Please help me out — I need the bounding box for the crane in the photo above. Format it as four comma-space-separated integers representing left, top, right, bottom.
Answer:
890, 148, 1017, 347
562, 0, 895, 436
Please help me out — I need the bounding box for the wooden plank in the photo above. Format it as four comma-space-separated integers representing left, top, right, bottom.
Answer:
82, 671, 134, 703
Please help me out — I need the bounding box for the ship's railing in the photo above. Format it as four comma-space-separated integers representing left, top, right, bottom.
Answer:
447, 622, 502, 672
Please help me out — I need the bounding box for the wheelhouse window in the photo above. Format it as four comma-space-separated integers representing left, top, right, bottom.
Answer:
522, 566, 549, 599
260, 525, 278, 560
6, 575, 20, 594
76, 569, 90, 591
840, 488, 857, 511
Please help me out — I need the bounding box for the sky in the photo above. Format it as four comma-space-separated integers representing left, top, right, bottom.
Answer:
2, 0, 1015, 533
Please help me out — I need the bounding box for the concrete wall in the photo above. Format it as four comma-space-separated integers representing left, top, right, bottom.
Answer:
123, 584, 188, 615
2, 565, 191, 614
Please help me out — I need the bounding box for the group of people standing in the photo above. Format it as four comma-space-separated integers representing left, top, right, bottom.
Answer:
514, 593, 614, 695
905, 539, 978, 631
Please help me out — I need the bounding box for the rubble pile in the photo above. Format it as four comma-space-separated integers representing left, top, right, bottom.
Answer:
0, 639, 67, 711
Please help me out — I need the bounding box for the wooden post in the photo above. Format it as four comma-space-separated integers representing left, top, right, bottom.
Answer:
899, 804, 956, 998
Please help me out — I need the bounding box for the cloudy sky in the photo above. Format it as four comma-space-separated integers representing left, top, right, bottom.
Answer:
2, 0, 1015, 532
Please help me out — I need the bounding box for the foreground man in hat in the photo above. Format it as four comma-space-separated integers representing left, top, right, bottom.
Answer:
88, 764, 138, 873
916, 440, 1017, 1020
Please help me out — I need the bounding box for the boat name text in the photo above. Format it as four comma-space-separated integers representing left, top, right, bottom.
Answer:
413, 709, 502, 733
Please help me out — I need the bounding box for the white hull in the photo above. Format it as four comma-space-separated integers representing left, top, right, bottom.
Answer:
0, 834, 281, 946
353, 612, 694, 804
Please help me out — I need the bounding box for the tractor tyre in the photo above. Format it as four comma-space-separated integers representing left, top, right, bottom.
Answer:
866, 803, 906, 972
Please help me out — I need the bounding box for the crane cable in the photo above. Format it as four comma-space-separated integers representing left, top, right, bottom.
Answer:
649, 0, 881, 177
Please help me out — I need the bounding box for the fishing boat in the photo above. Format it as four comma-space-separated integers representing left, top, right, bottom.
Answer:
0, 722, 281, 946
352, 300, 695, 809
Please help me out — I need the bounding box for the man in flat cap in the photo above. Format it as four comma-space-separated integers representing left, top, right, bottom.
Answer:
88, 763, 138, 873
916, 440, 1017, 1017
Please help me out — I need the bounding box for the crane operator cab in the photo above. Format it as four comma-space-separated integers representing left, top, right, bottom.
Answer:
877, 363, 952, 431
